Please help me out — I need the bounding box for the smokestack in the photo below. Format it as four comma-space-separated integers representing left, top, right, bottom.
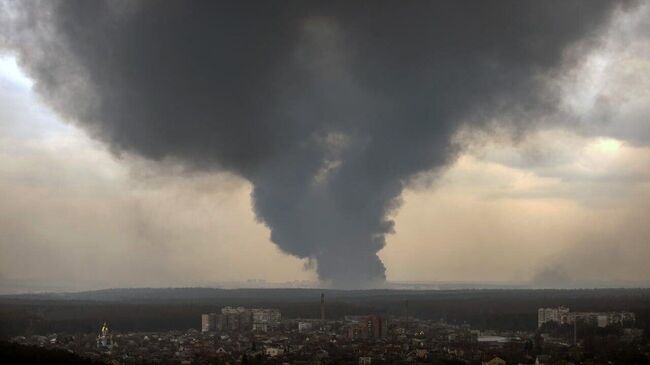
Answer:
405, 300, 409, 330
320, 292, 325, 322
5, 1, 628, 289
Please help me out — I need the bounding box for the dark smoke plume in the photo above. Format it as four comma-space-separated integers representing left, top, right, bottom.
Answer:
1, 1, 628, 287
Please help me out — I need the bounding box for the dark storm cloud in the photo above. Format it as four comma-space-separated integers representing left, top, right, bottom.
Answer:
2, 0, 629, 287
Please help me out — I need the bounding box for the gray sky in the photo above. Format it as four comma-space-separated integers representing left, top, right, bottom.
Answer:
0, 1, 649, 292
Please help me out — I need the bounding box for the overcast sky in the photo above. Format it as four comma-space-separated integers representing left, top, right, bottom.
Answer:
1, 1, 649, 292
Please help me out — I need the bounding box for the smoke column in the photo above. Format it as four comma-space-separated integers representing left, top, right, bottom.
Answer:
1, 0, 629, 287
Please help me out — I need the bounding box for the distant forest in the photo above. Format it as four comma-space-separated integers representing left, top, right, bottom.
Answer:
1, 288, 649, 337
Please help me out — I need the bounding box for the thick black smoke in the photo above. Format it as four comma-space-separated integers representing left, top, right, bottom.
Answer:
2, 1, 628, 287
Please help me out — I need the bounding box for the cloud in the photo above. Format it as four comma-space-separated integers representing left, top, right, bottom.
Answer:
560, 3, 650, 145
1, 0, 633, 287
0, 64, 314, 293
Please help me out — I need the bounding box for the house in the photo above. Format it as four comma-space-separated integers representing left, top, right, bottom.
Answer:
483, 356, 506, 365
265, 347, 285, 357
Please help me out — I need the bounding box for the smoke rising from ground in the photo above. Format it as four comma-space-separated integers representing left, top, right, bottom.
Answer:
1, 1, 629, 287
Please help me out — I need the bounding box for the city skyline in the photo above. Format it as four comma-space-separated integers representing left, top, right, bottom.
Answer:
5, 288, 647, 364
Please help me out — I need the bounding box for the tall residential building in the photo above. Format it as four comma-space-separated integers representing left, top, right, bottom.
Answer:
349, 315, 388, 340
538, 306, 570, 328
202, 307, 281, 332
538, 306, 635, 328
220, 307, 252, 331
201, 314, 211, 332
251, 308, 281, 332
201, 313, 218, 332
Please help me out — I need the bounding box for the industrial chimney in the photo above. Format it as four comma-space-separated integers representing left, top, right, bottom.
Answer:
320, 292, 325, 322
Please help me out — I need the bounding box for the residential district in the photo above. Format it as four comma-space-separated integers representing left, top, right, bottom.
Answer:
8, 297, 648, 365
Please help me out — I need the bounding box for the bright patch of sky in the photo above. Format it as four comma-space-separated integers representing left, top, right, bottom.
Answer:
0, 55, 76, 140
0, 55, 33, 89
